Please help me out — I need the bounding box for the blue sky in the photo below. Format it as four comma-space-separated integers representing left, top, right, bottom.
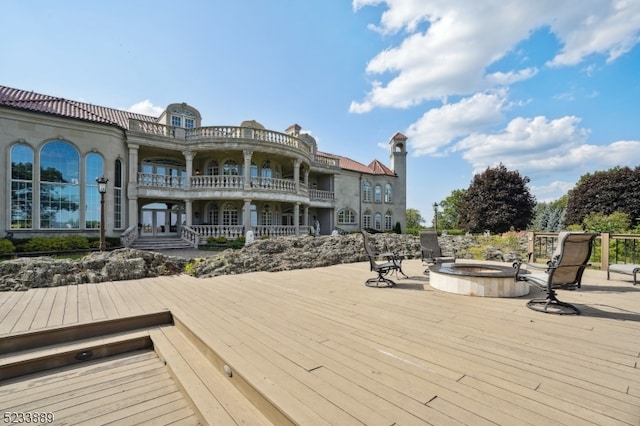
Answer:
3, 1, 640, 225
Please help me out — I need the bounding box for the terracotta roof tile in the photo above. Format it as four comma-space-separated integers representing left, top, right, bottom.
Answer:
317, 151, 395, 176
0, 85, 157, 129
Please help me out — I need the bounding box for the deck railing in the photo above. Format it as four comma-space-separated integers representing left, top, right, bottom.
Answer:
527, 231, 640, 271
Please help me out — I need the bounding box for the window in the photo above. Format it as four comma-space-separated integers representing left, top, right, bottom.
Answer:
85, 153, 104, 229
185, 118, 195, 128
10, 144, 34, 229
385, 211, 393, 230
384, 183, 392, 203
40, 141, 80, 229
261, 160, 272, 178
363, 181, 371, 202
374, 185, 382, 203
223, 160, 239, 175
171, 116, 182, 127
374, 213, 382, 231
222, 203, 239, 225
207, 160, 219, 175
337, 209, 355, 224
362, 210, 371, 229
261, 204, 273, 225
114, 159, 123, 229
207, 203, 219, 225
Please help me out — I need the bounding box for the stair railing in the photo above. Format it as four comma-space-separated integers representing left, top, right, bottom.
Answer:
180, 225, 200, 248
120, 224, 139, 247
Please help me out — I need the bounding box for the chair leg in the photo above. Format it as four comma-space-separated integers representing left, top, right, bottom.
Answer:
365, 273, 395, 288
527, 289, 580, 315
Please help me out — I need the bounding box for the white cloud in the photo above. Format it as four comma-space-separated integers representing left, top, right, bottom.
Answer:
406, 90, 508, 156
125, 99, 164, 116
351, 1, 640, 112
453, 116, 640, 192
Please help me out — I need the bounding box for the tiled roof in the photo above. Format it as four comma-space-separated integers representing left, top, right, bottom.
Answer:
1, 85, 397, 176
0, 85, 157, 129
317, 151, 395, 176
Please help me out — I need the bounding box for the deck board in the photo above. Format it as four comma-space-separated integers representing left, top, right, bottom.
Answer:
1, 259, 639, 425
0, 350, 198, 425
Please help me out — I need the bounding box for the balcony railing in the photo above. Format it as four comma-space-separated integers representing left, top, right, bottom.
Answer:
138, 172, 187, 188
309, 189, 335, 201
128, 120, 313, 154
314, 153, 340, 167
190, 175, 244, 189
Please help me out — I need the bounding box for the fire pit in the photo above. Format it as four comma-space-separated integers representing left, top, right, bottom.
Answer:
429, 263, 529, 297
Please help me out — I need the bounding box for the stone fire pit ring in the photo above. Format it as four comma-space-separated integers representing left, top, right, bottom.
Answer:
428, 263, 529, 298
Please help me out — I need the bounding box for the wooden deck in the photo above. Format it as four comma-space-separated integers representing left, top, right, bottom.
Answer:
1, 259, 639, 425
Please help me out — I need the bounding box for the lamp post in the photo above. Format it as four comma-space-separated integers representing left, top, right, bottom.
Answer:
96, 176, 108, 251
433, 202, 439, 235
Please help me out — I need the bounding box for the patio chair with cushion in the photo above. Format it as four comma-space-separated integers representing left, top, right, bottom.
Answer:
514, 232, 596, 315
361, 230, 402, 287
420, 231, 455, 266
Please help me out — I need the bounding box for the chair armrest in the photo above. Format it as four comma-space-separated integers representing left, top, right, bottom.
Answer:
513, 261, 548, 281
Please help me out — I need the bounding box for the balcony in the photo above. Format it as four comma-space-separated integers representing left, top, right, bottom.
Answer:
128, 120, 313, 155
137, 173, 337, 201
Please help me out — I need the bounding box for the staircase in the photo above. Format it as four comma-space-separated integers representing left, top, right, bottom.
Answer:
129, 237, 195, 251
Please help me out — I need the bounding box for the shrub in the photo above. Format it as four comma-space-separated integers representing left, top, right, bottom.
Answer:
21, 236, 90, 252
0, 239, 16, 254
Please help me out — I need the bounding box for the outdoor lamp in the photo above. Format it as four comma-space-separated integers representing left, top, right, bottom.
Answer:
96, 177, 108, 251
97, 176, 108, 194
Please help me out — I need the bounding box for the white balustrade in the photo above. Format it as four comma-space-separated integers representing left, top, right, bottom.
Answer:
138, 172, 186, 188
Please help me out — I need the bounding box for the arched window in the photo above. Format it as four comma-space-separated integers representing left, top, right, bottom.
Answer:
337, 208, 356, 224
207, 160, 219, 175
385, 211, 393, 230
223, 160, 239, 175
374, 213, 382, 230
206, 203, 219, 225
374, 185, 382, 203
114, 159, 123, 229
40, 141, 80, 229
10, 144, 34, 229
362, 209, 372, 229
222, 202, 239, 225
363, 181, 371, 202
85, 153, 104, 229
384, 183, 392, 203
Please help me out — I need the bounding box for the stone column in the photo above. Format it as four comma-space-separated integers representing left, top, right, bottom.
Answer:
127, 144, 139, 229
294, 202, 300, 235
183, 151, 194, 188
303, 205, 309, 227
243, 150, 252, 189
243, 199, 252, 234
293, 159, 301, 194
185, 199, 193, 226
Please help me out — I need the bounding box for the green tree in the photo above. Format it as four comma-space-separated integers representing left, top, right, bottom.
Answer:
458, 164, 536, 233
405, 208, 424, 229
582, 211, 631, 233
438, 189, 466, 230
565, 166, 640, 228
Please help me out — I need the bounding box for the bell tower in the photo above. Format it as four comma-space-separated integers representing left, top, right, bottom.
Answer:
390, 133, 408, 231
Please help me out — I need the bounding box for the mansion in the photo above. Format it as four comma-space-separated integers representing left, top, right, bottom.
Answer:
0, 85, 407, 246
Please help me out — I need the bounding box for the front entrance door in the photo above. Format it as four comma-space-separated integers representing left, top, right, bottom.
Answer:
141, 203, 183, 237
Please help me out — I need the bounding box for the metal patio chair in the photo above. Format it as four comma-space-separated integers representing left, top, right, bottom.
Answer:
514, 232, 596, 315
361, 231, 402, 287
